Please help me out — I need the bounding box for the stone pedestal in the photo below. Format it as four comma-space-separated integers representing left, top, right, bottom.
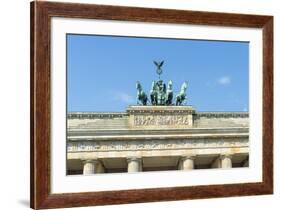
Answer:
179, 156, 195, 170
127, 106, 195, 129
127, 157, 142, 173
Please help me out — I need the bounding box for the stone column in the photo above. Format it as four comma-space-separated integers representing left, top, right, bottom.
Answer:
127, 157, 142, 173
179, 156, 195, 170
83, 159, 99, 175
221, 154, 232, 168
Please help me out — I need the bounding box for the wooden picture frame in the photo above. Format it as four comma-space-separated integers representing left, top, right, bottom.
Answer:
30, 1, 273, 209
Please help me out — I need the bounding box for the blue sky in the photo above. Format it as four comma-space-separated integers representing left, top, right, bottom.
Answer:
67, 34, 249, 112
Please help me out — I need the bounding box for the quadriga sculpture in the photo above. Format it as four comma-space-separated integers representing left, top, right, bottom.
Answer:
135, 61, 188, 106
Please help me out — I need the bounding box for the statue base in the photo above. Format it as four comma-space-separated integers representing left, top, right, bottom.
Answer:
127, 105, 195, 129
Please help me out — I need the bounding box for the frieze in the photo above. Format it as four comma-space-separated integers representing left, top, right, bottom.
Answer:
67, 111, 248, 120
196, 112, 249, 118
67, 112, 128, 119
67, 138, 248, 152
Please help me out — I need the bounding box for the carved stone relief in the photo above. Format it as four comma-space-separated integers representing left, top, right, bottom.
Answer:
68, 138, 248, 152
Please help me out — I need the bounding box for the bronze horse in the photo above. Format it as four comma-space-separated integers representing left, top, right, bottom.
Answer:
136, 81, 148, 105
176, 82, 188, 105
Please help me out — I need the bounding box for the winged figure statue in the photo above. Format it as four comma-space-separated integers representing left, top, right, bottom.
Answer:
153, 60, 164, 78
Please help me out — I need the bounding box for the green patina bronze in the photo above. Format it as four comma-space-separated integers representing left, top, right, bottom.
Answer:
136, 61, 188, 106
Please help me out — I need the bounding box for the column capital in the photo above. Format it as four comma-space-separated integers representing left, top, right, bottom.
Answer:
127, 157, 142, 172
180, 155, 196, 161
82, 158, 100, 164
179, 155, 195, 170
220, 154, 233, 168
83, 159, 100, 175
220, 154, 233, 159
126, 157, 142, 163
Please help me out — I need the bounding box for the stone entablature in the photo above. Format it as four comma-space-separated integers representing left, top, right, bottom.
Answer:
68, 112, 127, 120
68, 131, 248, 140
127, 106, 195, 114
67, 109, 249, 130
68, 137, 248, 153
196, 112, 249, 118
67, 110, 248, 120
67, 107, 249, 174
68, 127, 249, 137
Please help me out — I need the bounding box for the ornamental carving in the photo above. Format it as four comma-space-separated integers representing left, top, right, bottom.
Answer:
67, 138, 248, 152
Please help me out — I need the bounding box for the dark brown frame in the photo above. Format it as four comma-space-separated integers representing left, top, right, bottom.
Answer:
30, 1, 273, 209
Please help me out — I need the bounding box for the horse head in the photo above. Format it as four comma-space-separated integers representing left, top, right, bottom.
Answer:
181, 81, 188, 92
167, 80, 173, 90
151, 81, 156, 91
136, 81, 142, 91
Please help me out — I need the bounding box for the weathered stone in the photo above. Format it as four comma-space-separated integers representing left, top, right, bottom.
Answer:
67, 107, 249, 174
221, 154, 232, 168
127, 105, 194, 129
82, 159, 100, 175
127, 157, 142, 172
179, 156, 195, 170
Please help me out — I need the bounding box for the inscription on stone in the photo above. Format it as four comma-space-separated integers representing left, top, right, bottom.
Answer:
127, 106, 195, 128
134, 115, 190, 126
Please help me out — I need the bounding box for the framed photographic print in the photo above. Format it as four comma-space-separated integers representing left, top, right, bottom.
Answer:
30, 1, 273, 209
